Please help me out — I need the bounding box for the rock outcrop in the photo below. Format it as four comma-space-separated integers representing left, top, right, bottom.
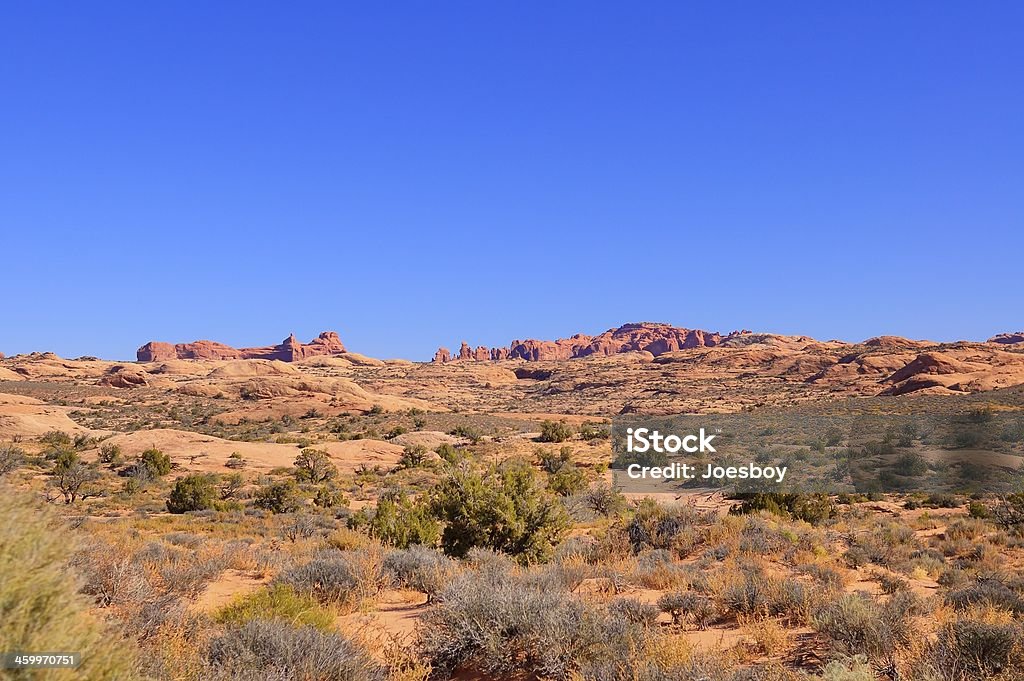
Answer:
137, 331, 346, 363
432, 322, 751, 362
989, 332, 1024, 345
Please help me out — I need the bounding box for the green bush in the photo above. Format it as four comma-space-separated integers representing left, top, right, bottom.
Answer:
367, 491, 440, 548
731, 493, 835, 525
293, 448, 337, 483
537, 446, 572, 473
0, 485, 142, 679
167, 474, 218, 513
539, 419, 574, 443
548, 464, 587, 496
215, 584, 333, 630
430, 460, 569, 563
254, 480, 302, 514
398, 444, 429, 468
313, 484, 349, 509
140, 447, 172, 477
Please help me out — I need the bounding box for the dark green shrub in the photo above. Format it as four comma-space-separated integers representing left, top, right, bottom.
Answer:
293, 448, 337, 483
548, 464, 587, 496
368, 491, 440, 548
140, 447, 172, 477
313, 484, 348, 509
167, 474, 218, 513
254, 480, 301, 514
398, 444, 428, 468
430, 461, 569, 563
539, 420, 574, 443
731, 493, 835, 524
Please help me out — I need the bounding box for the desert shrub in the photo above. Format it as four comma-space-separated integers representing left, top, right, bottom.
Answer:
657, 591, 716, 628
585, 482, 627, 517
367, 490, 441, 548
812, 591, 922, 661
549, 464, 587, 496
968, 500, 992, 519
71, 542, 153, 608
253, 479, 301, 514
449, 424, 483, 443
50, 448, 100, 503
159, 554, 225, 597
625, 498, 709, 557
608, 598, 659, 627
225, 452, 246, 469
579, 421, 610, 440
384, 545, 458, 603
435, 442, 460, 463
0, 486, 143, 678
877, 571, 910, 595
925, 492, 960, 509
430, 460, 569, 563
98, 442, 123, 465
945, 517, 987, 542
167, 473, 218, 513
891, 451, 928, 477
282, 513, 331, 542
945, 576, 1024, 614
313, 483, 348, 509
140, 447, 172, 476
293, 448, 337, 483
538, 445, 572, 473
539, 419, 574, 443
0, 444, 24, 475
818, 656, 874, 681
631, 549, 688, 590
205, 619, 384, 680
40, 430, 73, 447
276, 549, 387, 607
719, 565, 821, 623
398, 444, 429, 468
738, 517, 794, 557
731, 492, 835, 524
420, 569, 646, 680
215, 584, 333, 630
992, 493, 1024, 532
933, 618, 1021, 679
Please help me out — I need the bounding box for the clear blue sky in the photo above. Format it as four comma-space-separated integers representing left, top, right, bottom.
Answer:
2, 2, 1022, 361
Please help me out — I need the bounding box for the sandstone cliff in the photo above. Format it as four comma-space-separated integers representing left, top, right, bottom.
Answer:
137, 331, 346, 362
432, 322, 752, 363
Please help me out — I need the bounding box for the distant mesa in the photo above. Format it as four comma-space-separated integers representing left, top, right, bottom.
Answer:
137, 331, 346, 363
988, 331, 1024, 345
432, 322, 754, 363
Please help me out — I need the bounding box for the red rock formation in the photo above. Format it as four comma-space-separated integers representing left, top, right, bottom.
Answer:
989, 332, 1024, 345
887, 352, 970, 384
136, 332, 347, 362
433, 347, 452, 363
434, 323, 750, 362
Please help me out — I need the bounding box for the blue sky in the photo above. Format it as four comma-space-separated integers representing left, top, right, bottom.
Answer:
1, 2, 1022, 360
